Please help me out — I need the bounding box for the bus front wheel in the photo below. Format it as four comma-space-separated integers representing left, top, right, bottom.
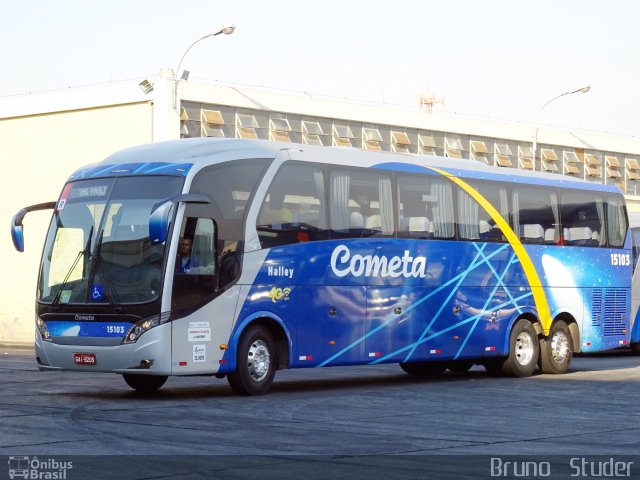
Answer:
122, 373, 167, 393
539, 320, 573, 374
501, 319, 539, 377
227, 325, 277, 395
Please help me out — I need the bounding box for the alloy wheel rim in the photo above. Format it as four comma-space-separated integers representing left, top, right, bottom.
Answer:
550, 331, 570, 363
515, 331, 535, 366
247, 339, 270, 382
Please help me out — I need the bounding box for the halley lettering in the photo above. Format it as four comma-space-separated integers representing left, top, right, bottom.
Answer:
331, 245, 427, 279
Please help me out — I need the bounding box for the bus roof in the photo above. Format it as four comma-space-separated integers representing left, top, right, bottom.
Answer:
68, 138, 622, 194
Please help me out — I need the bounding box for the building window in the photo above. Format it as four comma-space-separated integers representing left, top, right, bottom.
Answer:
626, 157, 639, 182
541, 148, 558, 173
445, 137, 464, 158
495, 143, 513, 167
362, 127, 383, 151
269, 117, 292, 142
470, 140, 489, 164
201, 109, 225, 138
333, 124, 355, 147
419, 134, 437, 156
303, 121, 325, 146
518, 146, 534, 170
391, 131, 411, 154
605, 156, 621, 179
236, 113, 259, 139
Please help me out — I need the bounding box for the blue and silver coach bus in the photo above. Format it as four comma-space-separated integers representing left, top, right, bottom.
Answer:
11, 138, 631, 394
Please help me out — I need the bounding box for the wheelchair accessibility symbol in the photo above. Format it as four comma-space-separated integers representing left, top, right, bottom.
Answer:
91, 285, 104, 301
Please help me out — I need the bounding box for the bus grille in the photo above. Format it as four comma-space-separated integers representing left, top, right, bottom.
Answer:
603, 289, 628, 336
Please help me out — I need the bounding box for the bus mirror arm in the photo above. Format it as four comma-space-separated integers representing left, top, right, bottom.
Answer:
11, 201, 57, 252
149, 193, 211, 245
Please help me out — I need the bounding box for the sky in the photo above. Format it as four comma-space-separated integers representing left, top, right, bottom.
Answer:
1, 0, 639, 137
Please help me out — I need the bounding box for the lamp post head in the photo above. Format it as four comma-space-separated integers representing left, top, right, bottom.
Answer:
578, 85, 591, 94
216, 24, 236, 36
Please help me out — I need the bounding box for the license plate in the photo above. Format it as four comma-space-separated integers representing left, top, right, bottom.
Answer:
74, 353, 96, 365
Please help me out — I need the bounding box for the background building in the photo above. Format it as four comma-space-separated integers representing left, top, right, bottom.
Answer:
2, 68, 639, 344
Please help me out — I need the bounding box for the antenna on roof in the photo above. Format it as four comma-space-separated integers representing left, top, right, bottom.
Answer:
419, 92, 445, 113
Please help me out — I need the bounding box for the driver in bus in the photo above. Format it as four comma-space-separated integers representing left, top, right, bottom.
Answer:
175, 237, 200, 274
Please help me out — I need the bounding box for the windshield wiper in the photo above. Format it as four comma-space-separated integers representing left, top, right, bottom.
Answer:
51, 226, 93, 308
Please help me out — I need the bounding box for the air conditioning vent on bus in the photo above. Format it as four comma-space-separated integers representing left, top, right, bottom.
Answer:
603, 289, 627, 336
591, 289, 602, 326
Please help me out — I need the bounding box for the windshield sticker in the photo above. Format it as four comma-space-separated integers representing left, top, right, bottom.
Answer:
59, 290, 72, 304
56, 184, 73, 212
90, 285, 104, 302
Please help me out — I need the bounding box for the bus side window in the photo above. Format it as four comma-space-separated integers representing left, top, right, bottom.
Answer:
513, 188, 558, 245
561, 193, 605, 247
257, 162, 328, 248
172, 217, 216, 310
606, 195, 627, 248
329, 168, 394, 239
397, 175, 454, 240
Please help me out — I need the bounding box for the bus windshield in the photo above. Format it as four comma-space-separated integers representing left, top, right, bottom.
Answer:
38, 176, 184, 305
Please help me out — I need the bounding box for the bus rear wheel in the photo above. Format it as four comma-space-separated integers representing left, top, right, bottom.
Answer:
631, 343, 640, 355
122, 373, 167, 393
501, 319, 539, 377
227, 325, 277, 395
539, 320, 573, 374
400, 361, 447, 377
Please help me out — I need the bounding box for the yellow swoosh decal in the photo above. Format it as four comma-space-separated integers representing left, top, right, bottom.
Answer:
428, 166, 552, 334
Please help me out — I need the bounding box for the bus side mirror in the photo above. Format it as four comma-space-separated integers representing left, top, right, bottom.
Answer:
149, 193, 211, 245
149, 201, 173, 245
11, 223, 24, 252
11, 201, 57, 252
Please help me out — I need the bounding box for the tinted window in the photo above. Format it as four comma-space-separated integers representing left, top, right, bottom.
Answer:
397, 175, 454, 239
329, 168, 394, 238
561, 192, 605, 247
190, 158, 270, 287
607, 195, 627, 248
257, 163, 328, 248
459, 181, 509, 242
513, 188, 559, 244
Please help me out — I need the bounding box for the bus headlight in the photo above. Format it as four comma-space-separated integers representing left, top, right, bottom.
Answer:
122, 313, 170, 344
36, 316, 51, 341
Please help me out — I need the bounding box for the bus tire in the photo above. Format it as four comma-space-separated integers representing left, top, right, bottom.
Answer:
122, 373, 167, 393
502, 319, 539, 377
539, 320, 573, 374
631, 343, 640, 355
399, 361, 447, 377
228, 325, 277, 395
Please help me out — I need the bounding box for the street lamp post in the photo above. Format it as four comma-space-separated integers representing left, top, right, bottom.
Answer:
173, 23, 236, 112
532, 85, 591, 165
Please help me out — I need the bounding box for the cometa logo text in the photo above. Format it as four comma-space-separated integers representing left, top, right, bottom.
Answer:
330, 245, 427, 279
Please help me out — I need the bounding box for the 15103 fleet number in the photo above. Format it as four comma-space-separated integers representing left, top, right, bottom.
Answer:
610, 253, 631, 266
